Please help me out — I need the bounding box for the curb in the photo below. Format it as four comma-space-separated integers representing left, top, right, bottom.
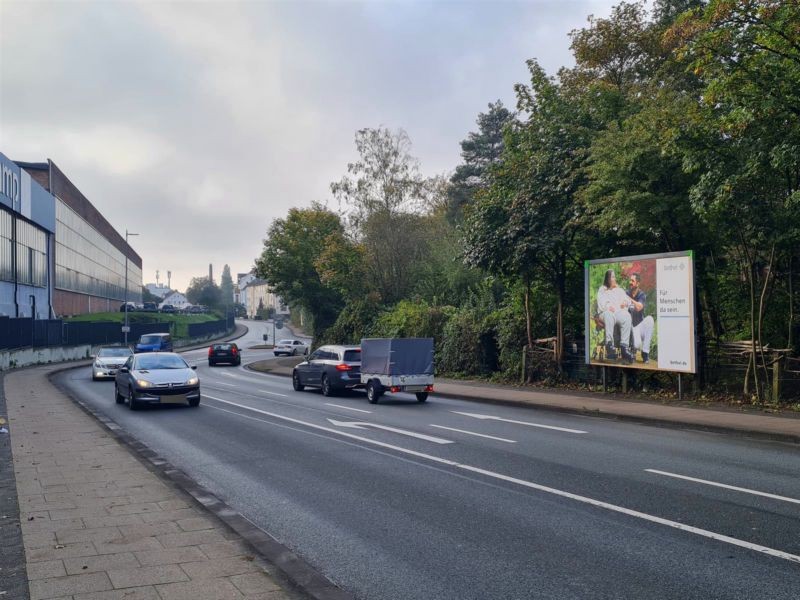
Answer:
44, 342, 354, 600
244, 363, 800, 445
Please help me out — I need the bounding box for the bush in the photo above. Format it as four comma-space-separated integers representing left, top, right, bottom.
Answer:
438, 309, 496, 376
370, 300, 455, 348
318, 296, 382, 345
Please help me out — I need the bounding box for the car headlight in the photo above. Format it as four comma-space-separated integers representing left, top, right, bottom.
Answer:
135, 379, 152, 388
185, 377, 199, 386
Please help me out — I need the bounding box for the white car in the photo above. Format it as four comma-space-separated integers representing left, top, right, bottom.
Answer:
92, 346, 133, 380
274, 339, 309, 357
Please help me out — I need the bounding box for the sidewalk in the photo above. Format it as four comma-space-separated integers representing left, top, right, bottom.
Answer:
249, 357, 800, 443
3, 365, 295, 600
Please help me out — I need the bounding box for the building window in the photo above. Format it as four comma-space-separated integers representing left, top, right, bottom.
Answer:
13, 216, 47, 287
0, 209, 12, 282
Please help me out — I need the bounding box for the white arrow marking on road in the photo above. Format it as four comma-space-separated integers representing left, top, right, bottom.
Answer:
327, 419, 453, 444
451, 412, 586, 434
203, 395, 800, 565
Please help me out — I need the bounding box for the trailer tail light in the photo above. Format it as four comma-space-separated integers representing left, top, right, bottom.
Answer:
390, 386, 401, 393
335, 364, 352, 371
425, 385, 434, 392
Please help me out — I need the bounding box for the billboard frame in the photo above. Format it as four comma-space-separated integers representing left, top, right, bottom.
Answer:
584, 250, 696, 374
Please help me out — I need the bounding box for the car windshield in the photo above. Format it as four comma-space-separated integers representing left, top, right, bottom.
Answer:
140, 335, 165, 344
98, 348, 132, 358
343, 349, 361, 362
278, 340, 294, 345
135, 355, 188, 370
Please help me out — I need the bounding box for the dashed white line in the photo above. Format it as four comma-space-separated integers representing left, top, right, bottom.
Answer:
429, 425, 516, 443
201, 395, 800, 565
213, 382, 238, 387
261, 390, 288, 398
645, 469, 800, 505
324, 403, 372, 414
451, 411, 587, 434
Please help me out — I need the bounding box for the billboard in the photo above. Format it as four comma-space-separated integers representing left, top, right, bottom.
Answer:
585, 251, 696, 373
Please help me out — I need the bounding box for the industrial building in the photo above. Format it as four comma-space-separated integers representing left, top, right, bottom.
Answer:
1, 151, 142, 318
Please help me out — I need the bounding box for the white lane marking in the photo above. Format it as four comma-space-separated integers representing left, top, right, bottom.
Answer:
201, 395, 800, 565
213, 382, 238, 387
645, 469, 800, 505
324, 403, 372, 414
451, 411, 586, 434
429, 425, 516, 444
261, 390, 288, 398
327, 419, 453, 444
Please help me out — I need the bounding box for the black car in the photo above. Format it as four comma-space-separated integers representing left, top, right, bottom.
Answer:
292, 345, 361, 396
208, 343, 241, 366
142, 302, 158, 312
119, 302, 136, 312
160, 304, 176, 313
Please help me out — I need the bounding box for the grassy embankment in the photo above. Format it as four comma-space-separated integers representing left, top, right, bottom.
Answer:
64, 312, 220, 339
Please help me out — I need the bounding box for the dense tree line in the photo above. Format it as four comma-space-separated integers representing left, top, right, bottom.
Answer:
256, 0, 800, 401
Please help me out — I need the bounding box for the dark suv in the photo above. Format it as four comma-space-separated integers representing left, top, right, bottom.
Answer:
292, 345, 361, 396
134, 333, 173, 353
208, 343, 241, 366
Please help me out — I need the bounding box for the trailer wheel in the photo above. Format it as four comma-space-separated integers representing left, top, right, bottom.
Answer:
415, 392, 428, 403
366, 380, 382, 404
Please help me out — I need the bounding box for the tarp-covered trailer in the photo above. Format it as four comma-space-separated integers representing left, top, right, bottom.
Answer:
360, 337, 434, 404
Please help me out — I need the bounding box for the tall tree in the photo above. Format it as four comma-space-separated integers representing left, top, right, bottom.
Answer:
255, 205, 345, 337
447, 100, 514, 221
185, 277, 223, 309
220, 265, 235, 305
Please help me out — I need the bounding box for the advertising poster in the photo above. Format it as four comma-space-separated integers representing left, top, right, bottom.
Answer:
584, 251, 696, 373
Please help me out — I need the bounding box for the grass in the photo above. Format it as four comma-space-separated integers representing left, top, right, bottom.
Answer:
64, 311, 221, 338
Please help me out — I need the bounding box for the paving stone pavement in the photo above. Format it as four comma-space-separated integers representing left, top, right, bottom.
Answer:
4, 365, 294, 600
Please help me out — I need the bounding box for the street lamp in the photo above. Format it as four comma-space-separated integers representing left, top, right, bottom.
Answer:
124, 229, 139, 346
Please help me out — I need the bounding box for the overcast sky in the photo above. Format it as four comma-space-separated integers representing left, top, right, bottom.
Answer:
1, 0, 617, 292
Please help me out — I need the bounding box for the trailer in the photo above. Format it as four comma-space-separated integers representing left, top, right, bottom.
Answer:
360, 337, 434, 404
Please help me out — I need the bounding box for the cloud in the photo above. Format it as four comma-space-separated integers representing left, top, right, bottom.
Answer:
1, 0, 617, 292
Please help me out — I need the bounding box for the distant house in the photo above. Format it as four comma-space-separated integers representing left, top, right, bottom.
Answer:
243, 278, 288, 318
160, 291, 190, 309
146, 283, 172, 299
236, 273, 256, 308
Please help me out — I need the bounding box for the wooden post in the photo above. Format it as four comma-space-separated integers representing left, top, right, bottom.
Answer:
678, 373, 682, 401
602, 366, 607, 393
772, 357, 781, 403
521, 345, 528, 384
621, 370, 628, 393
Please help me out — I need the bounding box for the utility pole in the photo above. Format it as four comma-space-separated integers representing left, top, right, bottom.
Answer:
124, 229, 139, 346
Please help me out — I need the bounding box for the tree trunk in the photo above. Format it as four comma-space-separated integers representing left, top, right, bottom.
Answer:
523, 276, 533, 384
789, 253, 795, 350
757, 244, 775, 397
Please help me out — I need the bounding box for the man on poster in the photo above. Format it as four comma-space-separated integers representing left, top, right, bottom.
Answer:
627, 273, 655, 364
597, 269, 633, 363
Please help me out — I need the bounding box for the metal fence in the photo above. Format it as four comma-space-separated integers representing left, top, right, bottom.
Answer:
0, 316, 169, 350
187, 316, 235, 339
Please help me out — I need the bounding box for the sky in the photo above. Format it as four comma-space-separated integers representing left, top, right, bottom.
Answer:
0, 0, 618, 293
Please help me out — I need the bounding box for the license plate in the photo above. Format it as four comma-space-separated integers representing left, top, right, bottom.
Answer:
404, 385, 426, 392
160, 396, 187, 404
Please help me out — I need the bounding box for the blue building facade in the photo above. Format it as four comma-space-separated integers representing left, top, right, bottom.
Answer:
0, 152, 55, 318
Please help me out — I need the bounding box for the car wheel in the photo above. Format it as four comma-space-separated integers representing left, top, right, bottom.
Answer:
415, 392, 429, 403
321, 374, 334, 397
92, 373, 98, 381
189, 395, 200, 408
291, 348, 297, 356
366, 380, 382, 404
236, 358, 241, 366
127, 388, 139, 411
208, 360, 215, 367
292, 371, 305, 391
115, 384, 125, 404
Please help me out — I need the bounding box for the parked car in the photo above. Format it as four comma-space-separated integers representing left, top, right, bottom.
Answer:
92, 346, 133, 381
292, 345, 361, 396
119, 302, 136, 313
142, 302, 158, 312
134, 333, 173, 353
208, 343, 241, 366
274, 339, 309, 357
114, 352, 200, 409
160, 304, 176, 313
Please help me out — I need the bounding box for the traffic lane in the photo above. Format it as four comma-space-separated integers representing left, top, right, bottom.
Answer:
58, 371, 800, 599
200, 364, 800, 504
190, 367, 800, 554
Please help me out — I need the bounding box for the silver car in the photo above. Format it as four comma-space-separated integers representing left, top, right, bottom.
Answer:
274, 339, 309, 357
92, 346, 133, 380
114, 352, 200, 410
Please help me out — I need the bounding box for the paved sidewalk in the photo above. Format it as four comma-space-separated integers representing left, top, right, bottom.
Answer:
4, 365, 294, 600
249, 357, 800, 443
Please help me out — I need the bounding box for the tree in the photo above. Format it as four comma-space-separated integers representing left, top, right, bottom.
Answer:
141, 286, 161, 304
220, 265, 235, 305
185, 277, 223, 309
447, 101, 514, 221
255, 205, 345, 337
331, 127, 433, 303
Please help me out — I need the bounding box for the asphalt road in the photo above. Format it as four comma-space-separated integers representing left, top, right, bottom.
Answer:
54, 320, 800, 599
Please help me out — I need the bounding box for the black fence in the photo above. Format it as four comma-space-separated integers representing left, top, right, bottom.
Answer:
0, 317, 169, 351
187, 316, 235, 339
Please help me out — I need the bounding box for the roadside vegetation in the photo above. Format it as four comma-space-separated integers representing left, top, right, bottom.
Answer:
64, 312, 219, 339
256, 0, 800, 403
